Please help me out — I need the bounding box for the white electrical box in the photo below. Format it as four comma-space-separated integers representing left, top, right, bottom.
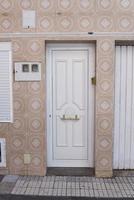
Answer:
15, 62, 41, 81
22, 10, 36, 28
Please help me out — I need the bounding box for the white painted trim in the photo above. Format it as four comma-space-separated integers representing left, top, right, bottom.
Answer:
0, 32, 134, 38
46, 43, 95, 167
0, 138, 6, 167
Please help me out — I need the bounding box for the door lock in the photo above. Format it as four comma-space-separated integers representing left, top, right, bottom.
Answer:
91, 77, 96, 85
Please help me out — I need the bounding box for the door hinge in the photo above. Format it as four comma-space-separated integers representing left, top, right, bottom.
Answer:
91, 77, 96, 85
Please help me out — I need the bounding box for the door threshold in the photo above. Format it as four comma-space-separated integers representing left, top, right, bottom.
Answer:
47, 167, 94, 176
114, 169, 134, 177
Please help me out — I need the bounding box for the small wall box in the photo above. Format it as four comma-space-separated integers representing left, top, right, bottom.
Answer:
15, 62, 41, 81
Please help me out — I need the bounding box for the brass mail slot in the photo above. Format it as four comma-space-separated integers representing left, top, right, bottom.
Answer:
61, 114, 80, 120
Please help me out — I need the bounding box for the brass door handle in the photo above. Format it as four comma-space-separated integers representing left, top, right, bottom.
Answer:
61, 114, 80, 120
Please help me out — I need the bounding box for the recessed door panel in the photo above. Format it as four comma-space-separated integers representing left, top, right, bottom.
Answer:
55, 60, 67, 110
72, 59, 86, 110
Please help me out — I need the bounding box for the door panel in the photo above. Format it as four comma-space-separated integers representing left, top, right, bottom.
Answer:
72, 60, 86, 109
55, 60, 67, 109
72, 116, 85, 147
47, 44, 95, 167
53, 50, 88, 162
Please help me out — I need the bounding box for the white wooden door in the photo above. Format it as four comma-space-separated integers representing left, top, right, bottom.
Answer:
47, 43, 95, 167
114, 45, 134, 169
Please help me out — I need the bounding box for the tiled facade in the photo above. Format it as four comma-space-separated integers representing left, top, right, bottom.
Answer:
0, 0, 133, 177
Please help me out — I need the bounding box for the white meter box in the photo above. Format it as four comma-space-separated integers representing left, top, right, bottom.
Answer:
15, 62, 41, 81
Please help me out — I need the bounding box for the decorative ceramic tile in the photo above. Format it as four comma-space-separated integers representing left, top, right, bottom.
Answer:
96, 151, 112, 170
12, 40, 23, 55
117, 14, 134, 31
97, 135, 112, 151
96, 115, 113, 135
28, 82, 43, 95
117, 0, 134, 11
96, 15, 114, 32
16, 0, 36, 10
96, 97, 113, 114
37, 14, 56, 32
9, 116, 27, 133
27, 153, 45, 176
13, 97, 25, 114
78, 15, 95, 31
0, 16, 15, 32
27, 135, 45, 153
9, 153, 26, 175
27, 40, 42, 55
97, 79, 113, 96
98, 39, 114, 55
0, 0, 14, 11
97, 58, 113, 75
27, 97, 42, 114
78, 0, 95, 12
57, 0, 76, 12
56, 15, 76, 32
9, 134, 26, 152
0, 123, 8, 135
37, 0, 56, 12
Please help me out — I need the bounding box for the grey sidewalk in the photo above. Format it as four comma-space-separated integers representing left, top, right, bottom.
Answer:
0, 175, 134, 198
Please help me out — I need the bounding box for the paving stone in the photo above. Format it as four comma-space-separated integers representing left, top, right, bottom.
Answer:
25, 187, 32, 195
80, 188, 85, 197
67, 189, 72, 196
47, 189, 53, 196
57, 188, 63, 196
62, 181, 66, 189
98, 190, 104, 197
94, 190, 100, 197
19, 187, 27, 195
38, 189, 44, 196
107, 190, 114, 197
6, 175, 134, 198
11, 187, 18, 194
75, 189, 80, 196
33, 187, 39, 195
52, 189, 58, 196
75, 182, 79, 189
58, 182, 63, 189
61, 189, 66, 196
85, 189, 90, 197
43, 189, 49, 195
53, 181, 59, 189
102, 190, 108, 197
15, 187, 22, 195
89, 189, 94, 197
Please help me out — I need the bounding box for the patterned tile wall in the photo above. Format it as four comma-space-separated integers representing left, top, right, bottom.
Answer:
95, 38, 114, 177
0, 0, 134, 33
0, 37, 46, 176
0, 0, 133, 176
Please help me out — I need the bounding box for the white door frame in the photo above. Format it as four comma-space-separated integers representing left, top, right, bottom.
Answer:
46, 43, 95, 167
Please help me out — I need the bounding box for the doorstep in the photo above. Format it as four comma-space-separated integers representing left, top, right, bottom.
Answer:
0, 175, 18, 194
